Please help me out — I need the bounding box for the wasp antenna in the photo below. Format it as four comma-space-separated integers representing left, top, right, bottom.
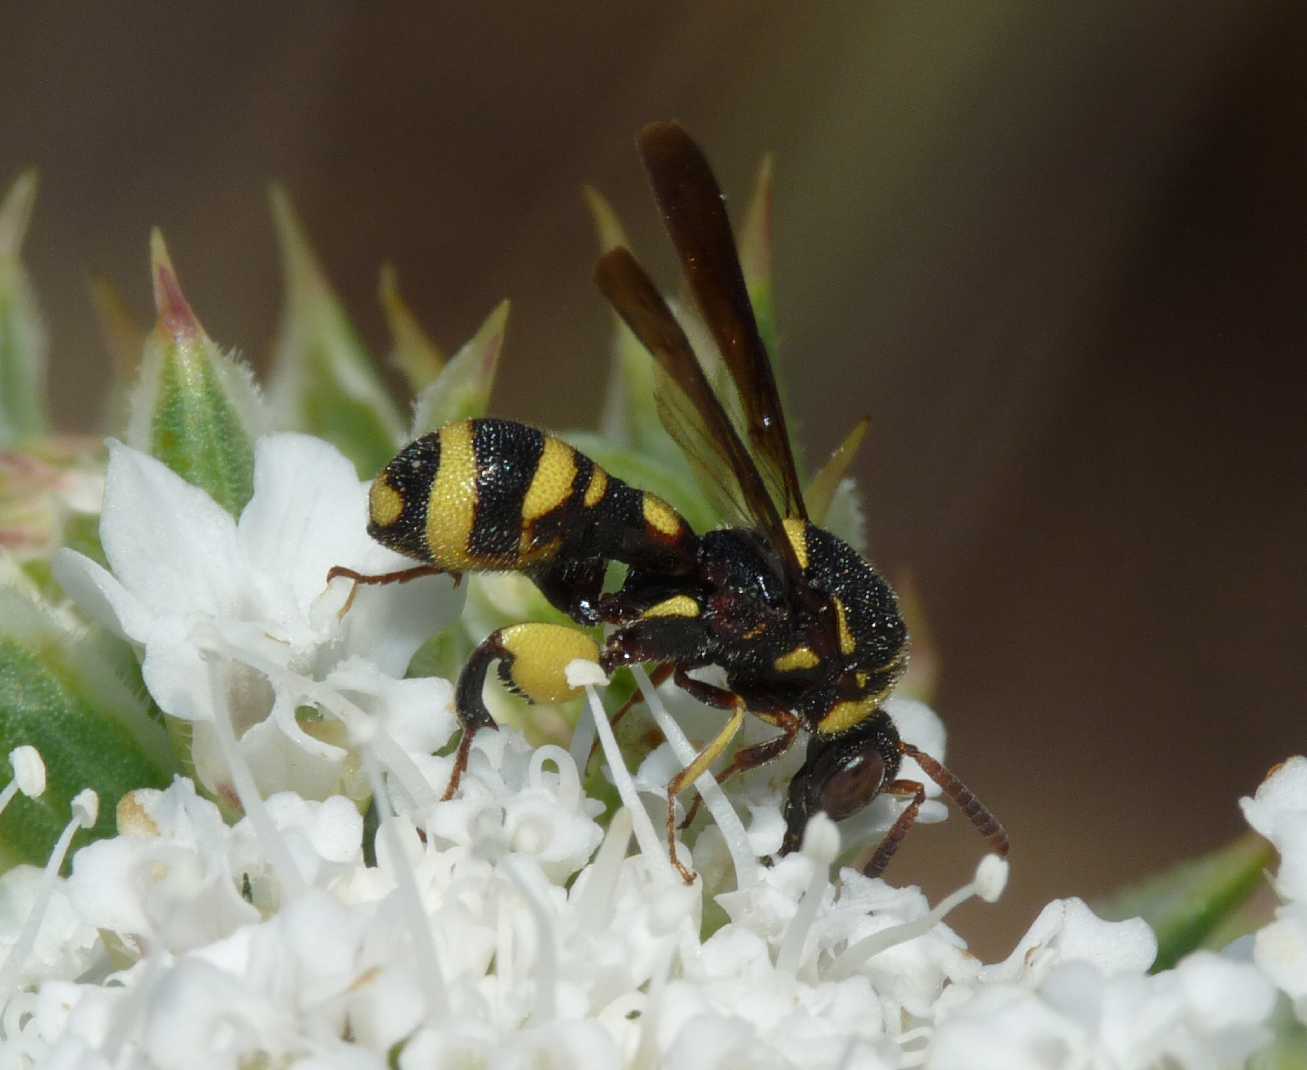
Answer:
900, 743, 1009, 859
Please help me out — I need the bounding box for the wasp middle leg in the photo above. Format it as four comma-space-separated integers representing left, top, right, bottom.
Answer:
677, 709, 801, 830
661, 685, 745, 883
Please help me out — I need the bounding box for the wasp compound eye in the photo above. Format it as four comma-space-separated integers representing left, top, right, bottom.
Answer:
818, 749, 886, 821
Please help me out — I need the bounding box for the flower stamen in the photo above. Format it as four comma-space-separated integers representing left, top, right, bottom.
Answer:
632, 666, 758, 889
777, 812, 839, 974
0, 788, 97, 994
359, 739, 449, 1021
583, 684, 668, 874
205, 657, 306, 898
502, 856, 557, 1024
829, 853, 1010, 979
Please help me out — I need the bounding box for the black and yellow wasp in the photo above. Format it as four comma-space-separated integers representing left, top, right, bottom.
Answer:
331, 122, 1007, 882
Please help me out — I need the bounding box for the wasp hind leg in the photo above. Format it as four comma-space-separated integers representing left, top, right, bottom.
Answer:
444, 631, 508, 801
444, 622, 601, 801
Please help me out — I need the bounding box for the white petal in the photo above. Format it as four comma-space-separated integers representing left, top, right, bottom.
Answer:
1255, 913, 1307, 1015
142, 959, 285, 1068
99, 440, 244, 617
51, 548, 154, 642
885, 696, 946, 781
1054, 899, 1156, 976
238, 434, 372, 615
325, 659, 457, 755
341, 571, 465, 679
1175, 950, 1275, 1029
139, 633, 214, 722
1241, 755, 1307, 900
239, 717, 347, 802
1240, 755, 1307, 843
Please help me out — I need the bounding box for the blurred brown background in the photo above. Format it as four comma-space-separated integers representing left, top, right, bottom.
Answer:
5, 1, 1305, 957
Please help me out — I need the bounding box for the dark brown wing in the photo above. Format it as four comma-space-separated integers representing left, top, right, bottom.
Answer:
594, 247, 806, 586
638, 120, 809, 522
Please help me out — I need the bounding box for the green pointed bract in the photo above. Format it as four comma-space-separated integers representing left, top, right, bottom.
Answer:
89, 275, 146, 435
410, 300, 507, 436
738, 153, 776, 358
268, 188, 404, 474
127, 232, 260, 517
379, 263, 445, 396
584, 188, 679, 464
1098, 831, 1276, 972
0, 584, 175, 869
0, 170, 49, 449
806, 418, 869, 526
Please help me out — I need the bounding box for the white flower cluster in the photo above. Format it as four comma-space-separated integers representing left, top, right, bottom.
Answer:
0, 435, 1296, 1068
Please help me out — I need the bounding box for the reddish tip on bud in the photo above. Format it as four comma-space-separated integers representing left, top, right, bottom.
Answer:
149, 229, 202, 341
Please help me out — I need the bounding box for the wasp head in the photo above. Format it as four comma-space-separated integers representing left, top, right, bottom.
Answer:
780, 705, 902, 856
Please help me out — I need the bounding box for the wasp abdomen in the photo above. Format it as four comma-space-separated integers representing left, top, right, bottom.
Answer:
366, 418, 695, 577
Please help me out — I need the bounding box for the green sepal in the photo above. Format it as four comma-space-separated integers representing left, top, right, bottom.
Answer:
379, 264, 445, 396
409, 301, 507, 436
584, 188, 681, 466
0, 170, 48, 448
0, 584, 176, 868
561, 430, 720, 535
126, 232, 260, 517
268, 188, 404, 475
1097, 831, 1276, 972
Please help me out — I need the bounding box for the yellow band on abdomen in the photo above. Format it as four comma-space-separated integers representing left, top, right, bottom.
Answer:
425, 421, 478, 567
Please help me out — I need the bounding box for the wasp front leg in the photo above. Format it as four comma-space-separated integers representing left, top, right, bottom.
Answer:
325, 564, 455, 618
444, 623, 601, 799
